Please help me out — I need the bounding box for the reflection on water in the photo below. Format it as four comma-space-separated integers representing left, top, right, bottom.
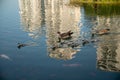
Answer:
19, 0, 45, 39
96, 17, 120, 72
44, 0, 81, 60
19, 0, 120, 72
19, 0, 81, 60
78, 4, 120, 16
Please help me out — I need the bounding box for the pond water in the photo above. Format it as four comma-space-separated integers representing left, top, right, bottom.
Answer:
0, 0, 120, 80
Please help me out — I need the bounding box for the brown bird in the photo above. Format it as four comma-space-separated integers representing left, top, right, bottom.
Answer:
97, 29, 110, 35
57, 30, 73, 42
92, 29, 110, 38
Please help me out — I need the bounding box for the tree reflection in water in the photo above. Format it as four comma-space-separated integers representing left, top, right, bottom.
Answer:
95, 16, 120, 72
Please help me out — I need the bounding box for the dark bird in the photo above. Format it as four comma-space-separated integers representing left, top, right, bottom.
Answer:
17, 43, 28, 49
57, 30, 73, 42
82, 40, 89, 46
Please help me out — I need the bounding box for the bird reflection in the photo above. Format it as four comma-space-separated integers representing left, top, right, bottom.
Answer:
49, 32, 80, 60
48, 38, 98, 60
49, 47, 77, 60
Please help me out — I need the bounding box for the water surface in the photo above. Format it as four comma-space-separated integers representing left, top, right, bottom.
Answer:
0, 0, 120, 80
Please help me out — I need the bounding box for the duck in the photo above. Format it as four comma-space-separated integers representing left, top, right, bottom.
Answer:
82, 40, 89, 46
17, 43, 28, 49
92, 28, 110, 37
97, 29, 110, 35
57, 30, 73, 42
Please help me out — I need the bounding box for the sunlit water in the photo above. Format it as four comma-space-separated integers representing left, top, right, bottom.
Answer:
0, 0, 120, 80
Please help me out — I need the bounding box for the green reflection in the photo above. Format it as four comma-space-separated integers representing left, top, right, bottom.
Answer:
70, 3, 120, 16
84, 4, 120, 16
70, 0, 120, 4
97, 40, 120, 72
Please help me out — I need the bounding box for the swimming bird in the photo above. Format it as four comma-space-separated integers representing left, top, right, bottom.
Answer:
92, 28, 110, 37
57, 30, 73, 42
82, 40, 89, 46
17, 43, 28, 49
97, 29, 110, 35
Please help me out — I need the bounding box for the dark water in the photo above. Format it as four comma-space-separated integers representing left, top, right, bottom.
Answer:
0, 0, 120, 80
